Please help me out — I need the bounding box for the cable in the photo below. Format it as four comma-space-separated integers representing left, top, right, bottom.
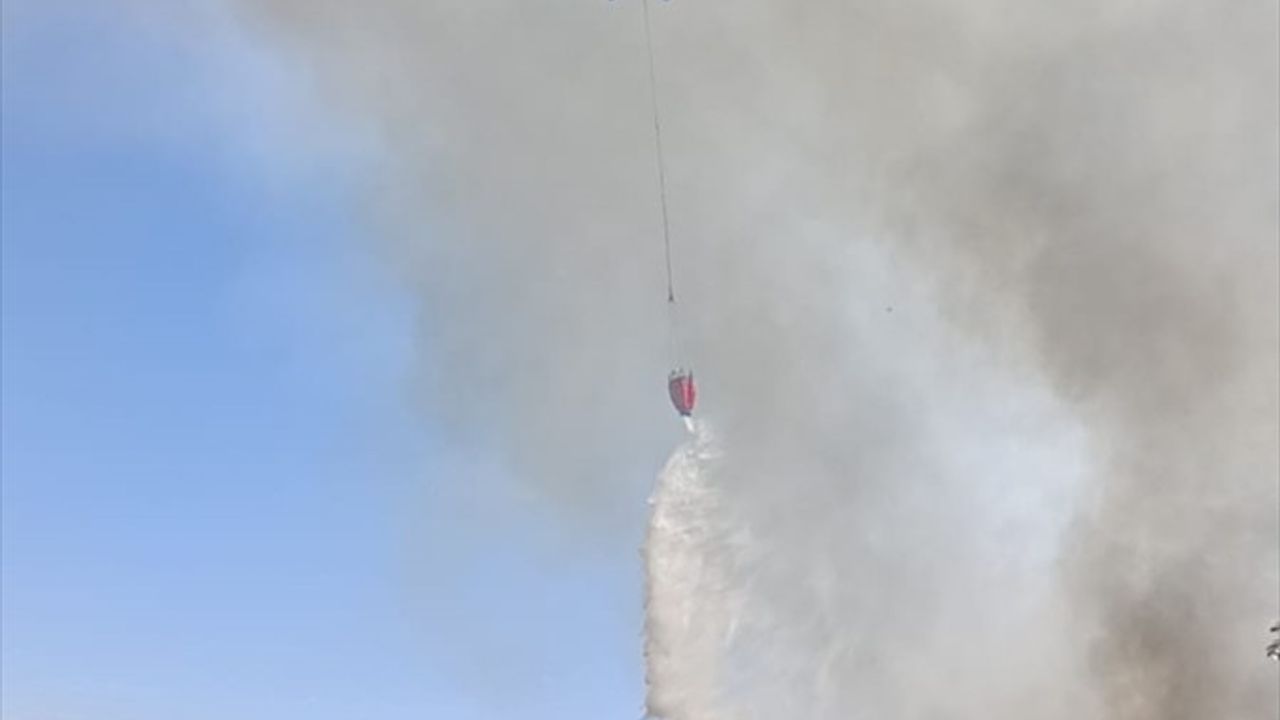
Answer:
641, 0, 676, 304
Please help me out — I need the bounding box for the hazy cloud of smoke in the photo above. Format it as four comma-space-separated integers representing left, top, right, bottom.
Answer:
232, 0, 1278, 716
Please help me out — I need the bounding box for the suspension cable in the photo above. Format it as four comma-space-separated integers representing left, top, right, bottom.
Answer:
641, 0, 676, 304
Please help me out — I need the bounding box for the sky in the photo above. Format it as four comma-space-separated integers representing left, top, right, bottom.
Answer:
2, 1, 647, 717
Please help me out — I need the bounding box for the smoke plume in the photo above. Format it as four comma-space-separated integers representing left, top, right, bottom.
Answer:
232, 0, 1278, 717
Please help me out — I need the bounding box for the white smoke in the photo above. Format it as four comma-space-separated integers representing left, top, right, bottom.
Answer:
225, 0, 1279, 717
643, 242, 1104, 718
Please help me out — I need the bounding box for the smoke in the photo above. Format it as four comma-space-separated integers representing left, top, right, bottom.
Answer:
230, 0, 1278, 717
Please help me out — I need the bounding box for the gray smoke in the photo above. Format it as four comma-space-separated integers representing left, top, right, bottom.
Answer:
230, 0, 1278, 717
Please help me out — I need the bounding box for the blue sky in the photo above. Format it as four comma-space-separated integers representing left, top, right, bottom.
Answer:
2, 2, 644, 717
